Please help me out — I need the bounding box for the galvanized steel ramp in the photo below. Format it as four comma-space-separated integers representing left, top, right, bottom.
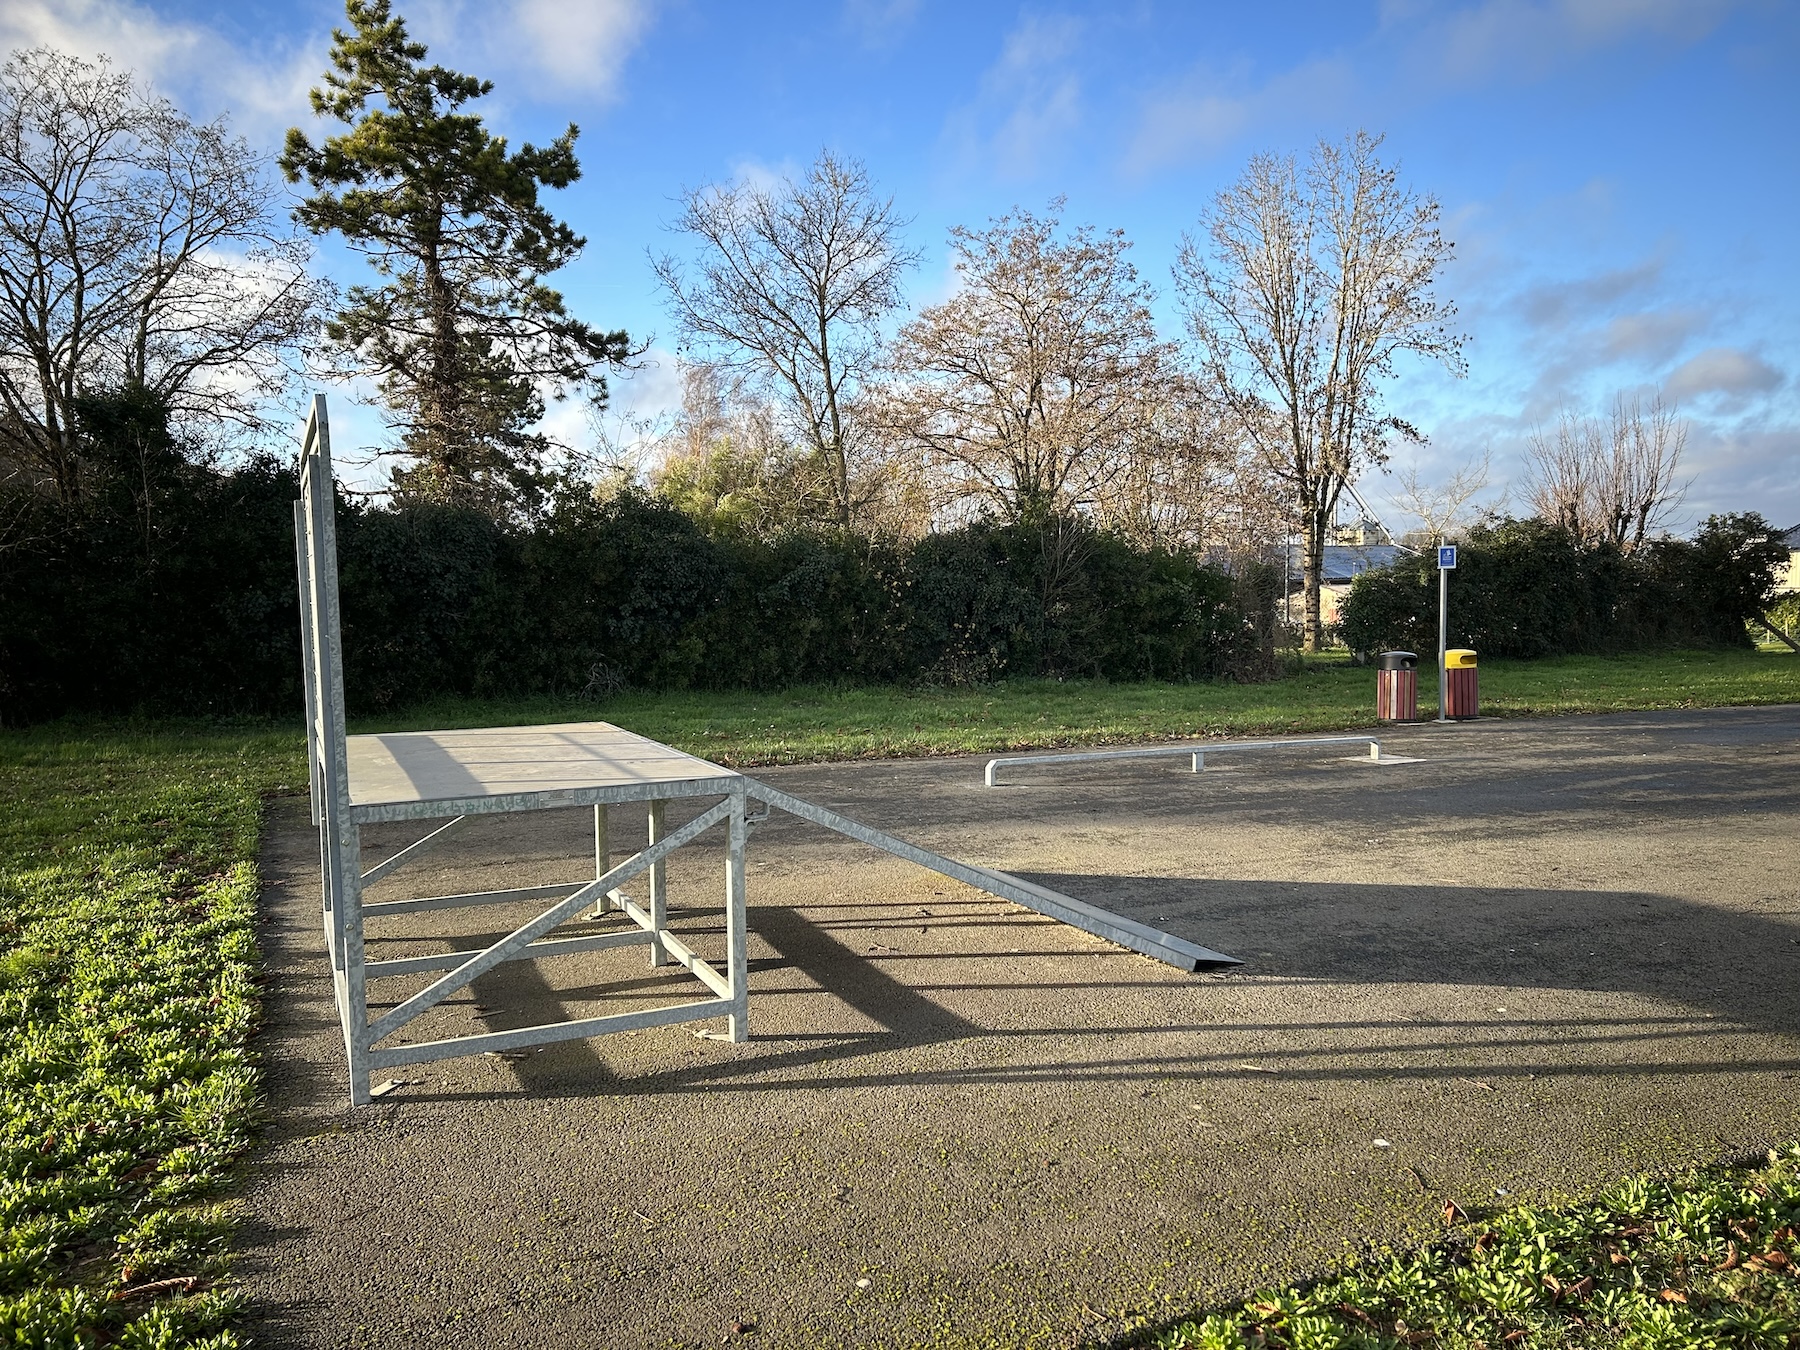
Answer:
743, 782, 1240, 971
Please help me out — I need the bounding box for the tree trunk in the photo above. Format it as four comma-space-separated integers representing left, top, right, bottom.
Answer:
1302, 509, 1328, 653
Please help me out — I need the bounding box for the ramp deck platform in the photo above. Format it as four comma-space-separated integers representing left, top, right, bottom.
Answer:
294, 396, 1238, 1105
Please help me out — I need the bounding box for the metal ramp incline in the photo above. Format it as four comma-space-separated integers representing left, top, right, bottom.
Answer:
743, 781, 1240, 972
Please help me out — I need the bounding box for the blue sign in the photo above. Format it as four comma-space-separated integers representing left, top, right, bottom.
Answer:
1438, 545, 1458, 570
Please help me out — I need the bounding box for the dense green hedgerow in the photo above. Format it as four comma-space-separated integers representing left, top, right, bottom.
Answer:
0, 390, 1268, 721
1338, 515, 1790, 660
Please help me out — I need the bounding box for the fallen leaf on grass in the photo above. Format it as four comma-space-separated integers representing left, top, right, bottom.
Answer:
1717, 1242, 1740, 1271
1658, 1289, 1688, 1305
1443, 1200, 1466, 1224
1334, 1303, 1377, 1327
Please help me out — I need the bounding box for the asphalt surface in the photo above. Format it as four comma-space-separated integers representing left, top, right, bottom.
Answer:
236, 705, 1800, 1349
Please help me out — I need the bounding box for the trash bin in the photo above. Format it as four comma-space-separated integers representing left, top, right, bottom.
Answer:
1376, 651, 1419, 722
1444, 648, 1479, 719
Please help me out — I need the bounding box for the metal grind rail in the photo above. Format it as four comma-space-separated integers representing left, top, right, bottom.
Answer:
742, 782, 1238, 972
985, 734, 1394, 787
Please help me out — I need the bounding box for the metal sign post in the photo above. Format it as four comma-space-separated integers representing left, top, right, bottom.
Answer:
1436, 544, 1457, 722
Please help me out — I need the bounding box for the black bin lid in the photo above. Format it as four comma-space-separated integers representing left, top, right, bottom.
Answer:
1377, 651, 1418, 671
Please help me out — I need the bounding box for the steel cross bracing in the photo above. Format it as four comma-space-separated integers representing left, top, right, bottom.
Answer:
293, 395, 1238, 1107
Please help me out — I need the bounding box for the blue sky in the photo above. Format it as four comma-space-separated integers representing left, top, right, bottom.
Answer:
8, 0, 1797, 530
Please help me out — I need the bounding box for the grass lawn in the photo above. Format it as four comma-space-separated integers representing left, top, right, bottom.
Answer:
0, 727, 299, 1347
1137, 1147, 1800, 1350
379, 647, 1800, 767
0, 646, 1795, 1345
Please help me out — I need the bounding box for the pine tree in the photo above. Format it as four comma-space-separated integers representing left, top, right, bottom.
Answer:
281, 0, 629, 511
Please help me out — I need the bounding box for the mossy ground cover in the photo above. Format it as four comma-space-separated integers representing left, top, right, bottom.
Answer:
0, 725, 298, 1347
1135, 1147, 1800, 1350
0, 648, 1795, 1346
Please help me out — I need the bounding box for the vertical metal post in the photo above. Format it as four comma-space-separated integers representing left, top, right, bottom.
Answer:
342, 820, 371, 1106
291, 501, 321, 828
1437, 563, 1449, 723
1191, 752, 1204, 773
647, 799, 668, 966
725, 786, 748, 1043
592, 804, 610, 916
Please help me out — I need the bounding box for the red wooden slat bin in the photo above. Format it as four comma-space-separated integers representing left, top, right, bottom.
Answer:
1445, 648, 1479, 719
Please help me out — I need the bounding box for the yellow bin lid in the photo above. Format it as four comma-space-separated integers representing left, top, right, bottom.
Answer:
1445, 649, 1478, 667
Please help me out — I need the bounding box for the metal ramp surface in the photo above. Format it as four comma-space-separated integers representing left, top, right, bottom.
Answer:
743, 781, 1238, 972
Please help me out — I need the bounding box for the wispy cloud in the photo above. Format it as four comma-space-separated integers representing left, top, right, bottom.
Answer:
941, 13, 1085, 182
1124, 0, 1749, 177
1395, 0, 1748, 87
1123, 56, 1357, 176
842, 0, 921, 49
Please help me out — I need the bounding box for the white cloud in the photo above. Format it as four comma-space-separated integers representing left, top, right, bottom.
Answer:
842, 0, 921, 48
941, 13, 1085, 182
1664, 346, 1784, 404
410, 0, 653, 101
1123, 57, 1357, 175
0, 0, 325, 139
1399, 0, 1747, 86
1681, 422, 1800, 526
510, 0, 650, 95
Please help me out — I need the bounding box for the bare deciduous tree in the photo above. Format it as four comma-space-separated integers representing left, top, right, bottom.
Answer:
652, 151, 917, 529
1526, 396, 1688, 550
0, 47, 326, 500
1175, 130, 1466, 651
1387, 448, 1499, 545
880, 203, 1174, 523
1090, 372, 1287, 555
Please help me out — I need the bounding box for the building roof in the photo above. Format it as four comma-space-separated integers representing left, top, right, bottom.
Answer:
1286, 543, 1412, 587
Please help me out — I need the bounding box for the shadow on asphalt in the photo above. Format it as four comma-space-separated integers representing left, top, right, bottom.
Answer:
372, 872, 1798, 1103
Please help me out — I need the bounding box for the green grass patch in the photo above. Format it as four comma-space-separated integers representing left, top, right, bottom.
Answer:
0, 724, 299, 1347
1134, 1146, 1800, 1350
373, 648, 1800, 767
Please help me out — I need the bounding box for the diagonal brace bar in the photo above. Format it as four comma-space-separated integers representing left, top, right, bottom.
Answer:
366, 797, 733, 1044
743, 781, 1238, 970
361, 815, 466, 887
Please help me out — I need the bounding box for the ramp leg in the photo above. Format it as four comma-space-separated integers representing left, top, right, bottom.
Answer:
725, 786, 748, 1042
592, 804, 610, 916
648, 799, 668, 966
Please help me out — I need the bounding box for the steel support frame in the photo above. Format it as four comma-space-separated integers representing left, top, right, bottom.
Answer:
295, 397, 749, 1105
984, 734, 1389, 787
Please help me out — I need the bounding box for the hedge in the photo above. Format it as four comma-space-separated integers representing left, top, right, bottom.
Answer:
0, 393, 1269, 721
1338, 515, 1790, 659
